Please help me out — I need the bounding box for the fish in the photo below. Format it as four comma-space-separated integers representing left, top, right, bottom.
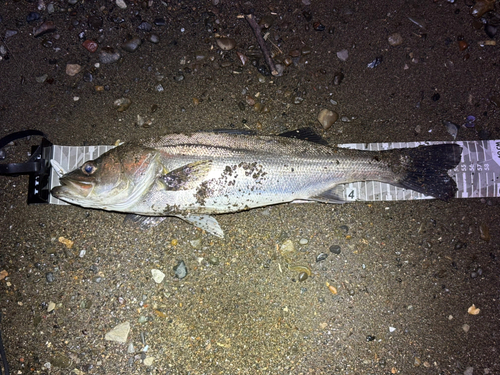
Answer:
51, 129, 462, 237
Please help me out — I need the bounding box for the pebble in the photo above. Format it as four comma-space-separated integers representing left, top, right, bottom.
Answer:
127, 342, 135, 353
279, 239, 295, 258
189, 238, 202, 249
5, 30, 18, 38
336, 49, 349, 61
174, 260, 187, 279
299, 238, 309, 245
367, 56, 383, 68
151, 269, 165, 284
464, 367, 474, 375
26, 12, 41, 23
333, 72, 344, 86
116, 0, 127, 9
148, 34, 160, 44
47, 301, 56, 312
46, 272, 54, 283
114, 97, 132, 112
105, 321, 131, 343
65, 63, 82, 76
388, 33, 403, 46
316, 253, 328, 262
479, 223, 490, 242
100, 47, 121, 64
317, 109, 338, 130
138, 21, 152, 32
462, 324, 470, 332
121, 37, 141, 52
443, 120, 458, 139
216, 37, 236, 51
144, 357, 154, 366
154, 18, 166, 26
33, 21, 56, 37
82, 39, 98, 53
329, 245, 341, 254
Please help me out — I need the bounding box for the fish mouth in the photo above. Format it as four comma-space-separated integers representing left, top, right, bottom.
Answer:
51, 178, 95, 200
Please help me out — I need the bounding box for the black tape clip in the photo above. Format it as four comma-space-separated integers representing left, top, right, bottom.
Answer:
0, 130, 53, 204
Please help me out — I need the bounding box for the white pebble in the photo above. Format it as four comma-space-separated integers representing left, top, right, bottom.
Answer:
115, 0, 127, 9
47, 301, 56, 312
389, 326, 396, 332
336, 49, 349, 61
151, 269, 165, 284
104, 321, 130, 343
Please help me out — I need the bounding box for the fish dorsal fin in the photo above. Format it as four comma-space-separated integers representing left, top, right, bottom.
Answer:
176, 214, 224, 238
160, 160, 212, 191
278, 127, 329, 146
308, 186, 346, 204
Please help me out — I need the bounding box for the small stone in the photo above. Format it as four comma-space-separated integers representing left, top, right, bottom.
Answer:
47, 301, 56, 312
174, 260, 187, 279
388, 33, 403, 46
443, 120, 458, 140
26, 12, 41, 23
148, 34, 160, 44
46, 272, 54, 283
114, 97, 132, 112
299, 238, 308, 245
216, 37, 236, 51
33, 21, 56, 37
462, 324, 470, 332
464, 367, 474, 375
5, 30, 18, 38
137, 21, 152, 32
116, 0, 127, 9
467, 304, 480, 315
479, 223, 490, 242
127, 342, 135, 353
105, 321, 131, 343
121, 37, 141, 52
66, 64, 82, 76
317, 109, 339, 130
82, 39, 98, 53
279, 239, 295, 258
389, 326, 396, 332
151, 269, 165, 284
144, 357, 154, 366
189, 238, 202, 249
99, 47, 121, 64
35, 74, 48, 83
329, 245, 341, 254
316, 253, 328, 262
336, 49, 349, 61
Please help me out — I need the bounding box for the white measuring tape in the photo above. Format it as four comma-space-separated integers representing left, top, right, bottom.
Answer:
48, 140, 499, 205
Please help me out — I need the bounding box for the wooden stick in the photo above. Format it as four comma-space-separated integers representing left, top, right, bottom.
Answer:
244, 14, 278, 76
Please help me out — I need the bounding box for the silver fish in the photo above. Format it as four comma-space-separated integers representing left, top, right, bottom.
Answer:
51, 129, 462, 237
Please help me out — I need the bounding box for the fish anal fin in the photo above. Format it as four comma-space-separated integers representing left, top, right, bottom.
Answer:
124, 214, 167, 229
309, 186, 345, 204
176, 214, 224, 238
160, 160, 212, 191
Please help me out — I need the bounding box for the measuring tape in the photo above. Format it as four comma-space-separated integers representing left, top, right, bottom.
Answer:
47, 140, 498, 205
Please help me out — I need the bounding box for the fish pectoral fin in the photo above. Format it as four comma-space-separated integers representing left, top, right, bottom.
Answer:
309, 186, 345, 204
160, 160, 212, 191
124, 214, 167, 229
176, 214, 224, 238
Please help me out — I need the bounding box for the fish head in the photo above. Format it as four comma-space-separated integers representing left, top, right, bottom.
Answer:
51, 143, 160, 211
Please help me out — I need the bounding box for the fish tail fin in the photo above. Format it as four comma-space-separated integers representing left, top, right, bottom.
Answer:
394, 144, 462, 201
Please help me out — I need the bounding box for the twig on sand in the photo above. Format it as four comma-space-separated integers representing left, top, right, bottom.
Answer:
244, 13, 278, 76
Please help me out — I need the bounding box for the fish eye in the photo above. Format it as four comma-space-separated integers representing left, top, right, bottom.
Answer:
82, 162, 96, 175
